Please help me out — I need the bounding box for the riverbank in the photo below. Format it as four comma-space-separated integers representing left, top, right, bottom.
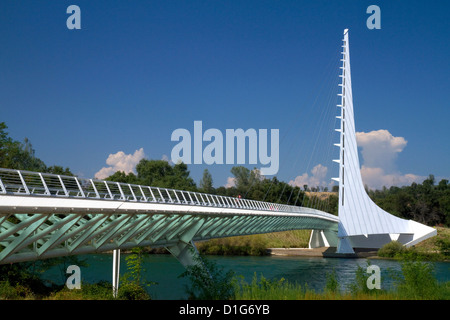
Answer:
194, 226, 449, 261
195, 230, 312, 256
267, 247, 330, 257
266, 247, 380, 259
105, 226, 449, 261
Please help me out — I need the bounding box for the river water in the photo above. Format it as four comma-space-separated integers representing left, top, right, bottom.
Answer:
41, 253, 449, 300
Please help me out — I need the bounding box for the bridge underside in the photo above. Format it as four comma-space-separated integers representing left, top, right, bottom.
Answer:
0, 205, 337, 265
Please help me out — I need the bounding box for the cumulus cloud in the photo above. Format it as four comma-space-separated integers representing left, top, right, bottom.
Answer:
286, 130, 422, 191
289, 164, 330, 189
224, 177, 236, 188
95, 148, 146, 179
356, 130, 425, 190
356, 129, 407, 172
360, 166, 425, 190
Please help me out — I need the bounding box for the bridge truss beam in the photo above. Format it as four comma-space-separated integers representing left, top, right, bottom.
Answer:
0, 209, 337, 264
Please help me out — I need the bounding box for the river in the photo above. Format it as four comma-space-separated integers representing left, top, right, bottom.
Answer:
41, 253, 449, 299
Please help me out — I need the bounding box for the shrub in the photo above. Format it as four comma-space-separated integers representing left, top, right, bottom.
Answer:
118, 247, 155, 300
46, 281, 114, 300
393, 259, 440, 299
378, 241, 406, 258
0, 280, 34, 299
117, 280, 151, 300
348, 264, 371, 295
435, 238, 450, 257
79, 281, 114, 299
324, 269, 340, 294
179, 255, 237, 300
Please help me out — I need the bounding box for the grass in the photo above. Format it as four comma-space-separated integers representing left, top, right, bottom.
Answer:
414, 226, 450, 257
195, 230, 312, 255
233, 260, 450, 300
234, 275, 400, 300
44, 281, 113, 300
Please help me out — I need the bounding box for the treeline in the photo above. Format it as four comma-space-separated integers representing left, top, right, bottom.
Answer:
368, 175, 450, 227
105, 160, 338, 215
1, 121, 448, 226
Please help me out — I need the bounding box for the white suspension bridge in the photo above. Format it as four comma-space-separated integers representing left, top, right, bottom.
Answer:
0, 30, 436, 294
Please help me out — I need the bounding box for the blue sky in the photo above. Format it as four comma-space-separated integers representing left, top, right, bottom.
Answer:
1, 0, 449, 189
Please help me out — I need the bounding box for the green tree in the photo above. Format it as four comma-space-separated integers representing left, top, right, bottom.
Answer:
105, 159, 198, 191
134, 159, 193, 189
105, 171, 139, 184
46, 165, 74, 176
135, 159, 172, 186
170, 162, 197, 190
199, 169, 214, 193
230, 166, 252, 191
230, 166, 263, 197
369, 175, 449, 227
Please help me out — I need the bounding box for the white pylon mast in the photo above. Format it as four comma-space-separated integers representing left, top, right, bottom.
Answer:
333, 29, 436, 254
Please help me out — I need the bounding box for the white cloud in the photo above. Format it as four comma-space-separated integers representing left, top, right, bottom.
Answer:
287, 130, 421, 191
289, 164, 330, 189
224, 177, 236, 188
161, 154, 173, 164
95, 148, 146, 179
95, 167, 116, 180
356, 130, 425, 190
284, 130, 428, 191
356, 129, 407, 173
360, 166, 425, 190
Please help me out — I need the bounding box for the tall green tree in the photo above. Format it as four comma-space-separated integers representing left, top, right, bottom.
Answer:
136, 159, 173, 186
230, 166, 263, 195
170, 162, 197, 191
199, 169, 213, 193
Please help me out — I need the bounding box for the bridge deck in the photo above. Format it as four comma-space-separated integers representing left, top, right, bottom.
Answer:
0, 168, 338, 264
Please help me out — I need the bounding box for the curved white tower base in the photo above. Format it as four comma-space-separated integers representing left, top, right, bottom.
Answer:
334, 29, 436, 254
